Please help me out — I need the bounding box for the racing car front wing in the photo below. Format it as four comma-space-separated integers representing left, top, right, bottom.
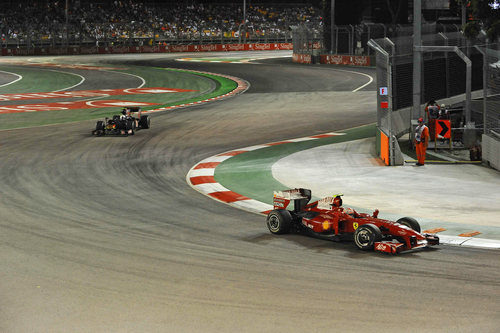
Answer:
374, 234, 440, 254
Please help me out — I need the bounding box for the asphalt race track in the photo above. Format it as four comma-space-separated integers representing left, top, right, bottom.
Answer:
0, 53, 499, 332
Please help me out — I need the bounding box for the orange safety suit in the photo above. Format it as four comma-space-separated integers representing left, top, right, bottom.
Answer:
415, 123, 429, 165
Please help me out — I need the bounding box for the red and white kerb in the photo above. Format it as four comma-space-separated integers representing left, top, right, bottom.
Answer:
187, 132, 346, 215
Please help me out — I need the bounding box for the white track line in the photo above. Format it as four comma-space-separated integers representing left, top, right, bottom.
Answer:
78, 69, 147, 102
330, 68, 374, 92
49, 69, 86, 92
0, 70, 23, 87
101, 70, 146, 88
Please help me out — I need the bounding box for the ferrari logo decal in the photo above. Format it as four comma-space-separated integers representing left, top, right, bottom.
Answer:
353, 223, 359, 230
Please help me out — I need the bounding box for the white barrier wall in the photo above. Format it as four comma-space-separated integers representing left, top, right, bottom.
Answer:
482, 134, 500, 171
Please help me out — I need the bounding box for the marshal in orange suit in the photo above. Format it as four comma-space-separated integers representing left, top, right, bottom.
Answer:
414, 117, 429, 166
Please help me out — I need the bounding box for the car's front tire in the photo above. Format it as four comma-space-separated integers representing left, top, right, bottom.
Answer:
93, 121, 105, 136
396, 217, 421, 233
354, 224, 382, 250
139, 115, 150, 129
266, 210, 292, 234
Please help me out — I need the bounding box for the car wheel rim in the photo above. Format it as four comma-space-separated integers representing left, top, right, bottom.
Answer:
268, 215, 280, 231
356, 230, 372, 246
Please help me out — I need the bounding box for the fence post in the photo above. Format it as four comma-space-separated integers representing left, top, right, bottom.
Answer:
330, 0, 335, 54
335, 26, 338, 54
368, 39, 393, 165
386, 38, 395, 166
366, 24, 371, 55
455, 48, 472, 126
413, 0, 423, 122
349, 25, 354, 55
380, 24, 387, 38
439, 32, 450, 98
474, 44, 488, 135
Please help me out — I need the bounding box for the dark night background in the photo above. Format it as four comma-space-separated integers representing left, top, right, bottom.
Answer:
0, 1, 464, 25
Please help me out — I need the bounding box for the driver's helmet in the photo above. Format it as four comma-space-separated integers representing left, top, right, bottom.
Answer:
333, 194, 343, 207
121, 108, 127, 115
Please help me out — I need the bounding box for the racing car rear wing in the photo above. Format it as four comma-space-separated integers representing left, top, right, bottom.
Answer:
273, 188, 311, 212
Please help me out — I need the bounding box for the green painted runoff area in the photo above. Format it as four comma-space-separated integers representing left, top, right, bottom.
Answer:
0, 65, 83, 93
189, 58, 251, 62
214, 124, 376, 206
0, 66, 238, 130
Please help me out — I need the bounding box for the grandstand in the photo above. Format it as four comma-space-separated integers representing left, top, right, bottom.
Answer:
0, 0, 322, 47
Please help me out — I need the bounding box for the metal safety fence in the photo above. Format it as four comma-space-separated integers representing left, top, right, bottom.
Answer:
293, 23, 460, 56
369, 31, 499, 168
292, 24, 323, 60
478, 44, 500, 169
480, 45, 500, 136
5, 22, 462, 57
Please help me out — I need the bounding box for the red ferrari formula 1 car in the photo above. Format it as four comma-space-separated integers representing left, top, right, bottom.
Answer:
266, 188, 439, 254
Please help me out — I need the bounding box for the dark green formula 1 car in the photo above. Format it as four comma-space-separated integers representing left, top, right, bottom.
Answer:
92, 107, 150, 136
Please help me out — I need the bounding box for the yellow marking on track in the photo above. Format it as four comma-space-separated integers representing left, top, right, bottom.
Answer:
422, 228, 446, 233
458, 231, 481, 237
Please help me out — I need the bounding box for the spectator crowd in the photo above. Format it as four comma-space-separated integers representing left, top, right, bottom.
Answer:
0, 0, 322, 45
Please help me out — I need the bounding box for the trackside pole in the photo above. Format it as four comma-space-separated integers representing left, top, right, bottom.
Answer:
413, 0, 422, 123
385, 37, 395, 166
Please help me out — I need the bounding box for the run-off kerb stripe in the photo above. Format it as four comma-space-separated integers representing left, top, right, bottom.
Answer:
145, 68, 249, 114
186, 132, 346, 214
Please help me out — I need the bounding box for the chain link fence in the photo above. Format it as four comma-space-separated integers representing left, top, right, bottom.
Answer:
369, 30, 500, 169
481, 45, 500, 136
292, 24, 323, 60
479, 44, 500, 169
293, 23, 461, 56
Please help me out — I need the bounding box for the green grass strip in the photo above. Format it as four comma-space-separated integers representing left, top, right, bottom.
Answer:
214, 124, 376, 205
149, 68, 238, 109
0, 66, 83, 93
188, 58, 250, 62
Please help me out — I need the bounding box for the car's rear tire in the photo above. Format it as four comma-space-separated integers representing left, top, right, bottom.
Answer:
94, 121, 105, 136
396, 217, 421, 233
139, 115, 150, 129
95, 120, 104, 131
266, 210, 292, 234
354, 224, 382, 250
